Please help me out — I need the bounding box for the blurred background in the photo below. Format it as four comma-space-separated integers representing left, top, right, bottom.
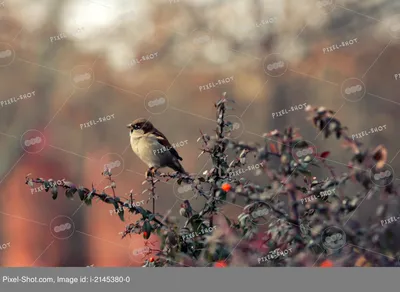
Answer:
0, 0, 400, 266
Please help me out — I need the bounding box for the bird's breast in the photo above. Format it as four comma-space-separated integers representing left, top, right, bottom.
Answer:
130, 135, 167, 167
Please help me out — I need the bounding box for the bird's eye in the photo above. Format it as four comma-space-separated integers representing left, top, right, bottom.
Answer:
134, 124, 140, 130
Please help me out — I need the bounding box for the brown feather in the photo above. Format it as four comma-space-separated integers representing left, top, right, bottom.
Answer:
151, 128, 183, 161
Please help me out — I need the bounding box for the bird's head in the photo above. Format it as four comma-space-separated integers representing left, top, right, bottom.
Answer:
127, 118, 154, 137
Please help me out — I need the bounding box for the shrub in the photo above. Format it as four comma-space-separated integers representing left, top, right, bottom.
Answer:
25, 92, 400, 267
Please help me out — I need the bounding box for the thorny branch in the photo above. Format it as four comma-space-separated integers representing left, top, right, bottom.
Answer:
25, 93, 400, 267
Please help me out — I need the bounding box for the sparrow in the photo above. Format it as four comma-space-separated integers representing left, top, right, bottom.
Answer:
127, 118, 187, 175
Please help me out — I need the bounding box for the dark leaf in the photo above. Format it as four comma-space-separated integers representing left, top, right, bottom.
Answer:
51, 186, 58, 200
104, 197, 115, 204
77, 188, 88, 201
118, 209, 125, 222
65, 187, 77, 199
319, 120, 325, 131
188, 214, 204, 233
84, 192, 93, 206
44, 181, 52, 192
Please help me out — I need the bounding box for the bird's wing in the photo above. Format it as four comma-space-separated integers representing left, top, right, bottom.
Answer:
151, 129, 183, 161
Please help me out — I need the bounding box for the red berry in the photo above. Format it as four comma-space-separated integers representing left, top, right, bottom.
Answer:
149, 257, 155, 262
320, 260, 333, 268
221, 183, 231, 192
214, 261, 227, 268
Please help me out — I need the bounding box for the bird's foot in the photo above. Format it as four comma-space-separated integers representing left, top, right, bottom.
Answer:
145, 167, 158, 178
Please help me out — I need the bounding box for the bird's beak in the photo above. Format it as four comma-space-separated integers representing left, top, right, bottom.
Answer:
126, 123, 132, 129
